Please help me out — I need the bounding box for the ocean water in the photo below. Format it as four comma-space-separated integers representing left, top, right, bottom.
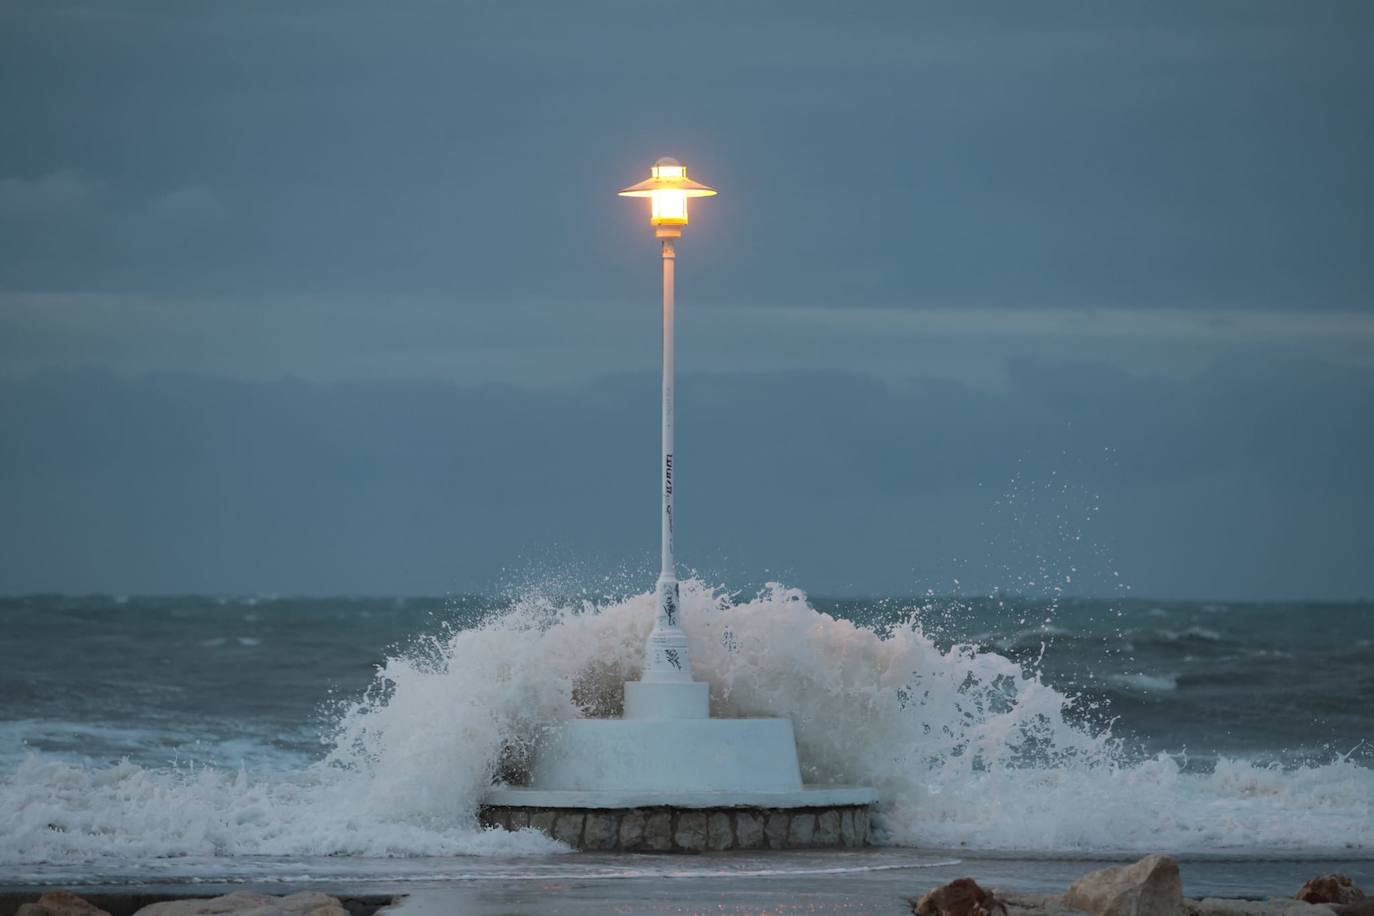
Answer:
1, 584, 1371, 884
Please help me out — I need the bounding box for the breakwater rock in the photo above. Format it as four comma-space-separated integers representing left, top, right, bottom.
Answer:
1063, 854, 1184, 916
1297, 877, 1366, 907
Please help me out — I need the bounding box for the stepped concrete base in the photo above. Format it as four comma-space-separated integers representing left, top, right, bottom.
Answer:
527, 718, 806, 794
484, 685, 879, 852
479, 801, 872, 851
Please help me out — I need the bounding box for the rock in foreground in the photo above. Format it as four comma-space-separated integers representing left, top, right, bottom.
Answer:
1297, 877, 1365, 907
1063, 854, 1184, 916
133, 891, 348, 916
913, 878, 1009, 916
16, 891, 112, 916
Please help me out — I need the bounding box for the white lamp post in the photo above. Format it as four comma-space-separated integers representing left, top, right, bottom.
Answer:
619, 158, 716, 699
480, 160, 876, 842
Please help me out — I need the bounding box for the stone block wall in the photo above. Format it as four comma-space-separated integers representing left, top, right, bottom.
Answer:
478, 804, 870, 852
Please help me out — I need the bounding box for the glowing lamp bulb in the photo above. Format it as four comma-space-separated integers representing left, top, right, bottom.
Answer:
619, 157, 717, 228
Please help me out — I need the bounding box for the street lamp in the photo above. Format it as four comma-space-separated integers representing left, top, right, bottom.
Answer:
619, 157, 716, 709
479, 158, 876, 844
618, 157, 717, 230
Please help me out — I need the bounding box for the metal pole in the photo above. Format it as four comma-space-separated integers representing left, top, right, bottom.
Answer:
660, 238, 675, 589
644, 235, 691, 682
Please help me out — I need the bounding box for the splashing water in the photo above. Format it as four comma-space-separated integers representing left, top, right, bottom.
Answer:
2, 581, 1371, 866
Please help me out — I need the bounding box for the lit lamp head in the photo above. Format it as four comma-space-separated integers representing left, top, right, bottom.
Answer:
619, 157, 717, 237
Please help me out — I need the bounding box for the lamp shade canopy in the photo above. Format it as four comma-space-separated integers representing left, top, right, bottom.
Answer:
619, 157, 716, 226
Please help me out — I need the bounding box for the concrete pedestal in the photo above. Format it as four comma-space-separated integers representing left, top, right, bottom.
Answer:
527, 718, 803, 793
483, 679, 878, 851
623, 680, 708, 719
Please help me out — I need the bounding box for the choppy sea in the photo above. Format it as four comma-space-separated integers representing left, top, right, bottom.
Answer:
1, 585, 1371, 891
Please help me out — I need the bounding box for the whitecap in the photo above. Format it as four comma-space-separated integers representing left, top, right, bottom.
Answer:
1107, 672, 1179, 692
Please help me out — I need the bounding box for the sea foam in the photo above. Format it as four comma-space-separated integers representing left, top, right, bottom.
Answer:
2, 581, 1371, 865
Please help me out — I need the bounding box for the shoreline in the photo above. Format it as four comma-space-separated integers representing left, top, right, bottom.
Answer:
3, 850, 1371, 915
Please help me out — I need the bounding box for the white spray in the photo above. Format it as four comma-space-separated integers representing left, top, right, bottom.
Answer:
2, 581, 1371, 865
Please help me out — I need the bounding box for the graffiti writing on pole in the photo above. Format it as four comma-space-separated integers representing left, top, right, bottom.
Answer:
665, 453, 674, 533
664, 586, 678, 626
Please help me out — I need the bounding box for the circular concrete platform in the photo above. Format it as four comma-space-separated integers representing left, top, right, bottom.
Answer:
484, 785, 878, 809
482, 696, 878, 852
525, 718, 809, 794
479, 801, 873, 851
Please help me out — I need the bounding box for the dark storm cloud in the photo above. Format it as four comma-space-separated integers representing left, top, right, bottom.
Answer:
1, 364, 1370, 600
1, 2, 1371, 598
1, 1, 1370, 308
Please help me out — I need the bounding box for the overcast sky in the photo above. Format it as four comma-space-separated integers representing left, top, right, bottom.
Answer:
1, 2, 1371, 599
